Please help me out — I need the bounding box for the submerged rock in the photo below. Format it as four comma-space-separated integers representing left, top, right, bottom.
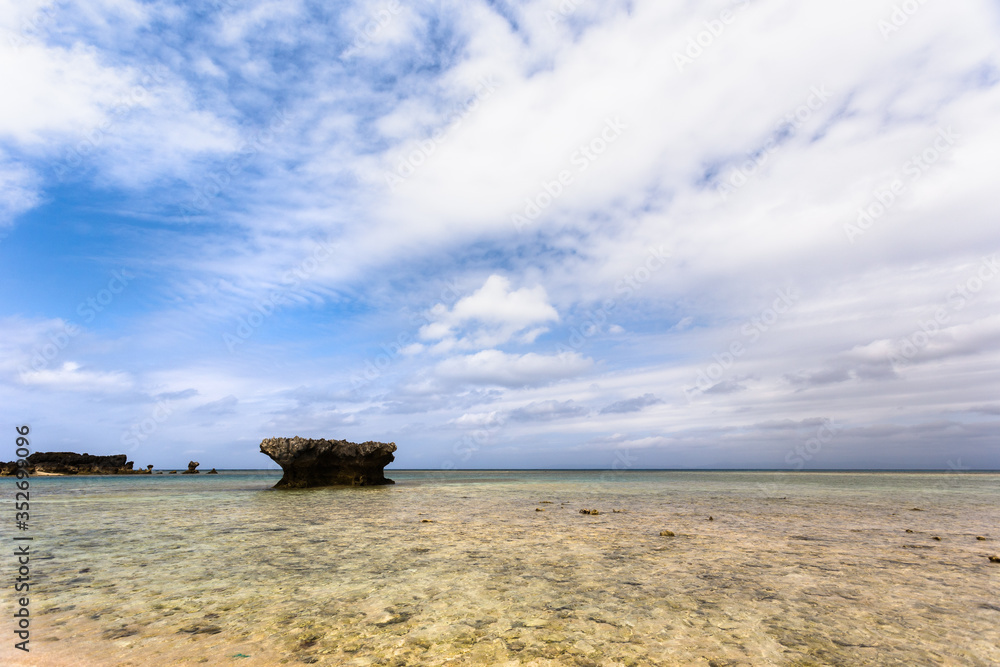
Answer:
259, 436, 396, 489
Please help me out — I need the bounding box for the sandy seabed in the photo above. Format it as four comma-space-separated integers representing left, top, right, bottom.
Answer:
3, 470, 998, 666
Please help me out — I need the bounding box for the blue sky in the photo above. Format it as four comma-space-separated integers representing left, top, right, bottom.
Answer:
2, 0, 999, 470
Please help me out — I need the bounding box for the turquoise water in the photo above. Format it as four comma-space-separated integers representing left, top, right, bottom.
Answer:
6, 471, 999, 665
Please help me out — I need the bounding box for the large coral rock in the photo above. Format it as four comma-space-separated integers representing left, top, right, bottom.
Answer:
259, 437, 396, 488
0, 452, 147, 475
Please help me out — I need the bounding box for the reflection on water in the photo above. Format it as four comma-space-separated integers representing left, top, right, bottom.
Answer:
6, 471, 1000, 666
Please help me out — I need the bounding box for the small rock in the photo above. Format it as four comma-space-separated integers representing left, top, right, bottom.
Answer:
977, 536, 987, 541
989, 556, 1000, 563
905, 529, 914, 533
660, 530, 675, 537
579, 509, 600, 515
535, 508, 544, 512
178, 624, 222, 635
708, 516, 714, 521
102, 627, 137, 640
421, 519, 433, 523
206, 468, 218, 474
932, 536, 941, 541
540, 501, 553, 504
910, 508, 924, 511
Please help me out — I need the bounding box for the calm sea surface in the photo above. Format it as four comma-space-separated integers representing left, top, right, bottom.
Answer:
5, 470, 999, 666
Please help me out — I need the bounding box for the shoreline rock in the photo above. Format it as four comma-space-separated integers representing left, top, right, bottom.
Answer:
259, 436, 396, 489
0, 452, 154, 476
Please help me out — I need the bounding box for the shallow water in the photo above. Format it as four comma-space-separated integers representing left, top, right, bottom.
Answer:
4, 470, 1000, 666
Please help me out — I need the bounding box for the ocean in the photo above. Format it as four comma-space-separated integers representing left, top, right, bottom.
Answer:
5, 470, 999, 666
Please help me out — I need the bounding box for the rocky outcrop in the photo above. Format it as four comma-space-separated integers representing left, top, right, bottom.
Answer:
0, 452, 154, 475
259, 437, 396, 488
181, 461, 200, 474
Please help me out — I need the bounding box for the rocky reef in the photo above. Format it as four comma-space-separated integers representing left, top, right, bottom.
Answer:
259, 437, 396, 489
0, 452, 153, 476
181, 461, 200, 474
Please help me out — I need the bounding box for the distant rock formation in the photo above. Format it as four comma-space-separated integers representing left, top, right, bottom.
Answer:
259, 437, 396, 488
181, 461, 200, 474
206, 468, 218, 474
0, 452, 154, 476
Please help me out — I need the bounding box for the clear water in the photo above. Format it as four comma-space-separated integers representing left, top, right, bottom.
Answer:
5, 470, 999, 666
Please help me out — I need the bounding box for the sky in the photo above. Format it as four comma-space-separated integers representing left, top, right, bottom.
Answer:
1, 0, 999, 470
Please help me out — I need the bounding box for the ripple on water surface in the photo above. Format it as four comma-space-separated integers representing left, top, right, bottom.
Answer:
7, 470, 1000, 666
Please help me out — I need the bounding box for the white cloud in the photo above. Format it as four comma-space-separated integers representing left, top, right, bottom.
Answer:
435, 349, 592, 387
450, 410, 503, 428
420, 274, 559, 351
19, 361, 132, 392
508, 399, 585, 422
0, 154, 39, 225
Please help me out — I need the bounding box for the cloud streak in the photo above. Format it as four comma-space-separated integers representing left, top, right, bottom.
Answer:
0, 0, 998, 469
